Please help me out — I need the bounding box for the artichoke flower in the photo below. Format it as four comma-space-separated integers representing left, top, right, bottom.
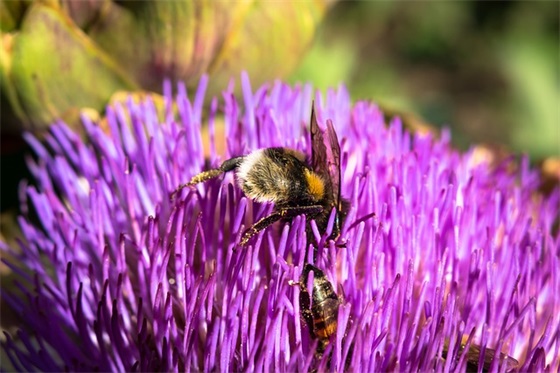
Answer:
0, 0, 327, 133
1, 74, 559, 371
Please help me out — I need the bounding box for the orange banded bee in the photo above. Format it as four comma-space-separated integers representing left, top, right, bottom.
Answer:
173, 103, 349, 247
442, 337, 519, 372
298, 264, 341, 360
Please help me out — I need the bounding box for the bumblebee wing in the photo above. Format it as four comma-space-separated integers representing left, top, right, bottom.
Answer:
310, 103, 328, 178
310, 103, 334, 195
325, 119, 342, 211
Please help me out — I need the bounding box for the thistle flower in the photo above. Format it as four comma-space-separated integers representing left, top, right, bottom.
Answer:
1, 74, 559, 372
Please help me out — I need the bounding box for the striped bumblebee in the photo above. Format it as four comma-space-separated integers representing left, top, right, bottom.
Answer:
298, 263, 341, 359
442, 337, 519, 372
174, 103, 349, 247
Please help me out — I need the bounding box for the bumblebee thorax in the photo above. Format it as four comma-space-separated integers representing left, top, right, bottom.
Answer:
235, 148, 325, 205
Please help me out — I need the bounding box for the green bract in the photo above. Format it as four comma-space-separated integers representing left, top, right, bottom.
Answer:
1, 0, 327, 132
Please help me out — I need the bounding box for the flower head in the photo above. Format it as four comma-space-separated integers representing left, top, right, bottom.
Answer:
2, 73, 559, 372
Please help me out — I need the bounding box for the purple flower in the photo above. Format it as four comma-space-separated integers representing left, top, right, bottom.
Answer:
1, 73, 559, 372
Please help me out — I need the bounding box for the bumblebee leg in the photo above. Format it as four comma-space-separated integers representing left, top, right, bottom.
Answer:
219, 157, 244, 172
298, 284, 315, 335
187, 168, 224, 186
240, 211, 283, 246
189, 157, 244, 186
300, 307, 315, 337
171, 156, 244, 199
279, 205, 324, 219
240, 205, 323, 246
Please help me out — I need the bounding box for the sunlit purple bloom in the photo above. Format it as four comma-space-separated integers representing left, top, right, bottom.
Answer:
1, 73, 559, 372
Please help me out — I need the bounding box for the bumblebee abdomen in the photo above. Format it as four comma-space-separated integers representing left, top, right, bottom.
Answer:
312, 297, 339, 340
300, 264, 341, 346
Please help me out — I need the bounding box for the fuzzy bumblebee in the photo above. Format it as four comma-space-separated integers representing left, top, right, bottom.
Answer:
441, 337, 519, 372
173, 103, 349, 247
298, 263, 342, 364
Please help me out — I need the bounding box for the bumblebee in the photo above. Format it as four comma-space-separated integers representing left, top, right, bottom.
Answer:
442, 338, 519, 372
173, 103, 349, 247
298, 264, 341, 359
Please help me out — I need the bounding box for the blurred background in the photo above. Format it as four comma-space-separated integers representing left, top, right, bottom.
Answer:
291, 1, 559, 158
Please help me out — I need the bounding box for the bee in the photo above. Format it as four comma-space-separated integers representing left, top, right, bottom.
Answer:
442, 338, 519, 372
173, 103, 349, 247
298, 264, 341, 359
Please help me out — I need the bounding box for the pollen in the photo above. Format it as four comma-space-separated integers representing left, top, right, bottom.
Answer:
305, 170, 324, 201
